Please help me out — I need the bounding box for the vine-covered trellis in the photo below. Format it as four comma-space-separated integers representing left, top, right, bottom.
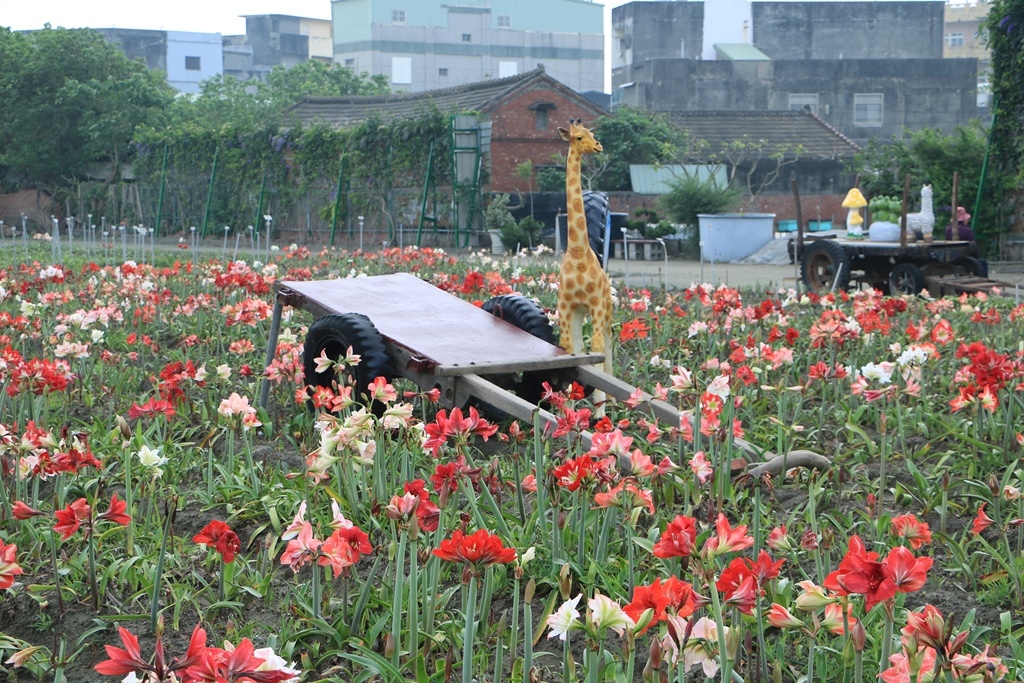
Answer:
985, 0, 1024, 233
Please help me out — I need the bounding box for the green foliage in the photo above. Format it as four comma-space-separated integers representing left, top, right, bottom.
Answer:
536, 165, 566, 192
262, 61, 389, 107
484, 194, 516, 234
501, 216, 544, 250
0, 26, 174, 189
589, 108, 686, 192
985, 0, 1024, 216
847, 125, 996, 247
658, 174, 740, 228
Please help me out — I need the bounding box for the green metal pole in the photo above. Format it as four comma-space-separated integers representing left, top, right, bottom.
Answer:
254, 171, 267, 234
416, 142, 434, 247
154, 142, 169, 238
330, 154, 346, 245
201, 146, 220, 239
971, 100, 997, 234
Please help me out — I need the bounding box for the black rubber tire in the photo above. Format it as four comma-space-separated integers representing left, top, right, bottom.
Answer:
480, 295, 558, 412
481, 295, 557, 344
954, 256, 986, 277
583, 190, 609, 267
801, 240, 851, 293
303, 313, 392, 413
888, 262, 926, 296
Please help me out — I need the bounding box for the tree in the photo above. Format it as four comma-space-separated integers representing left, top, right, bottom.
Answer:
262, 61, 389, 109
0, 27, 174, 189
589, 108, 686, 191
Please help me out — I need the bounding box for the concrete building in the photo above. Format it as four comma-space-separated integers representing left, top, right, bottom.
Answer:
95, 29, 223, 94
611, 1, 979, 146
223, 15, 333, 83
944, 1, 993, 105
330, 0, 604, 93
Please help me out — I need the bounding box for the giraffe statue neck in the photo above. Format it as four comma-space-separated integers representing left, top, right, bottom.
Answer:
565, 147, 589, 249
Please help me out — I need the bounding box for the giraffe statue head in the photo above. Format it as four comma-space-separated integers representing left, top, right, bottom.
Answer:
558, 118, 603, 155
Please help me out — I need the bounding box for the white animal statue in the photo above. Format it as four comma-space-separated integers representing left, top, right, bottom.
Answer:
906, 185, 935, 238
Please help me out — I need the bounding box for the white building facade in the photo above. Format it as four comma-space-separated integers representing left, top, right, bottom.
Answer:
331, 0, 604, 93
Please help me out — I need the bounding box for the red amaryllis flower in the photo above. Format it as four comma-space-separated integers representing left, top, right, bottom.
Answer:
652, 515, 699, 559
890, 514, 932, 550
193, 520, 242, 564
902, 604, 947, 651
432, 529, 517, 576
128, 397, 176, 420
702, 513, 754, 558
54, 498, 91, 540
882, 546, 932, 594
552, 455, 596, 491
971, 503, 995, 535
746, 549, 786, 587
767, 603, 804, 629
319, 530, 356, 578
724, 575, 758, 615
11, 501, 45, 520
97, 494, 132, 526
623, 576, 696, 635
0, 538, 25, 589
94, 627, 149, 676
825, 535, 895, 611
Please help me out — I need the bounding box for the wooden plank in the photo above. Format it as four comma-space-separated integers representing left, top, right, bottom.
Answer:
433, 352, 604, 377
276, 273, 567, 368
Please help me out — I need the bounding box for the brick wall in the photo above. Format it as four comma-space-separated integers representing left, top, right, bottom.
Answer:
488, 86, 605, 192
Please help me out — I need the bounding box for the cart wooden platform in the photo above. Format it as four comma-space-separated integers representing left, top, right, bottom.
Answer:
790, 235, 1007, 296
258, 272, 826, 477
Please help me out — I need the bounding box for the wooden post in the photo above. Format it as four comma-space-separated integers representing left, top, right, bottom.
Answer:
792, 177, 804, 251
900, 174, 910, 249
949, 171, 960, 241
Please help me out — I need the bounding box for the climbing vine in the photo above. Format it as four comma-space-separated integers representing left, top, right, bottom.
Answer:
985, 0, 1024, 230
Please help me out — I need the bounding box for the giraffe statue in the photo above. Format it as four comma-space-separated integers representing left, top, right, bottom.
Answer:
557, 119, 614, 380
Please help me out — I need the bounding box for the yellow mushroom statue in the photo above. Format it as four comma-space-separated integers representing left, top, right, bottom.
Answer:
843, 188, 868, 238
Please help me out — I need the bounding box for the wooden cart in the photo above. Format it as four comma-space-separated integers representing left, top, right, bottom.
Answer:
258, 272, 825, 477
790, 235, 1006, 296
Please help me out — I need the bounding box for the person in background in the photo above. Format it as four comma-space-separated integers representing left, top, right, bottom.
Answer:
945, 206, 988, 277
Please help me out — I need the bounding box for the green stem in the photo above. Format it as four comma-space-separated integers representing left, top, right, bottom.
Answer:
510, 577, 521, 663
408, 532, 419, 657
708, 576, 732, 683
312, 561, 322, 620
150, 499, 175, 633
807, 633, 815, 683
88, 528, 99, 611
463, 576, 478, 683
219, 561, 226, 603
524, 598, 533, 679
879, 609, 894, 676
391, 525, 408, 667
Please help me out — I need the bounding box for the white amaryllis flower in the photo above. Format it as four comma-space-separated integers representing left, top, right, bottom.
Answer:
194, 364, 209, 383
897, 346, 929, 366
216, 364, 232, 381
546, 594, 583, 641
282, 501, 307, 540
136, 445, 168, 470
705, 374, 731, 399
588, 592, 635, 636
859, 361, 895, 384
683, 616, 729, 678
252, 647, 300, 681
314, 348, 335, 374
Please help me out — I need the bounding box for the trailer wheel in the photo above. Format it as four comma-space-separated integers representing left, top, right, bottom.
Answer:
304, 313, 392, 414
480, 295, 560, 412
888, 263, 926, 296
954, 256, 986, 278
801, 240, 850, 293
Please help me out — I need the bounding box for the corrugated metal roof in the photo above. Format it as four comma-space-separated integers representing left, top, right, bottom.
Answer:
667, 110, 861, 159
628, 165, 728, 194
285, 66, 608, 128
713, 44, 771, 61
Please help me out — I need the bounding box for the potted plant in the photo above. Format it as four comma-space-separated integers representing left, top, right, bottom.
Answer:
658, 174, 740, 258
484, 194, 517, 255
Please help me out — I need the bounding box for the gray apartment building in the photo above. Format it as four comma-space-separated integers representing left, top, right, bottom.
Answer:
612, 1, 978, 145
330, 0, 604, 93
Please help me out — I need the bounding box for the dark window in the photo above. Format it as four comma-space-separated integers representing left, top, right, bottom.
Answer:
439, 67, 449, 77
535, 109, 549, 130
462, 33, 472, 42
185, 56, 201, 71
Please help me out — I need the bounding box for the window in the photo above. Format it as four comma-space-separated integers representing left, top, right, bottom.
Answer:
853, 93, 883, 126
499, 61, 518, 78
535, 109, 549, 131
680, 40, 686, 58
391, 57, 412, 85
945, 32, 965, 48
788, 93, 819, 114
185, 56, 201, 71
344, 58, 356, 69
438, 67, 448, 77
462, 33, 472, 42
392, 9, 406, 24
497, 15, 511, 28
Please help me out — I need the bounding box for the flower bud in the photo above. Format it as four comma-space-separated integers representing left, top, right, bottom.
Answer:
384, 633, 395, 660
850, 619, 867, 652
116, 415, 132, 442
525, 578, 536, 603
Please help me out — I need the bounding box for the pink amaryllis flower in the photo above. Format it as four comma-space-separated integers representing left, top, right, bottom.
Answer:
280, 522, 322, 572
701, 513, 754, 558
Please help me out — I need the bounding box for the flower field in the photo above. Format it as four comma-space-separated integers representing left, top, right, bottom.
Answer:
0, 243, 1023, 683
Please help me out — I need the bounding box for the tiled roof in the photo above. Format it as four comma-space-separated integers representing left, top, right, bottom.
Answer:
286, 66, 604, 128
667, 110, 862, 159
